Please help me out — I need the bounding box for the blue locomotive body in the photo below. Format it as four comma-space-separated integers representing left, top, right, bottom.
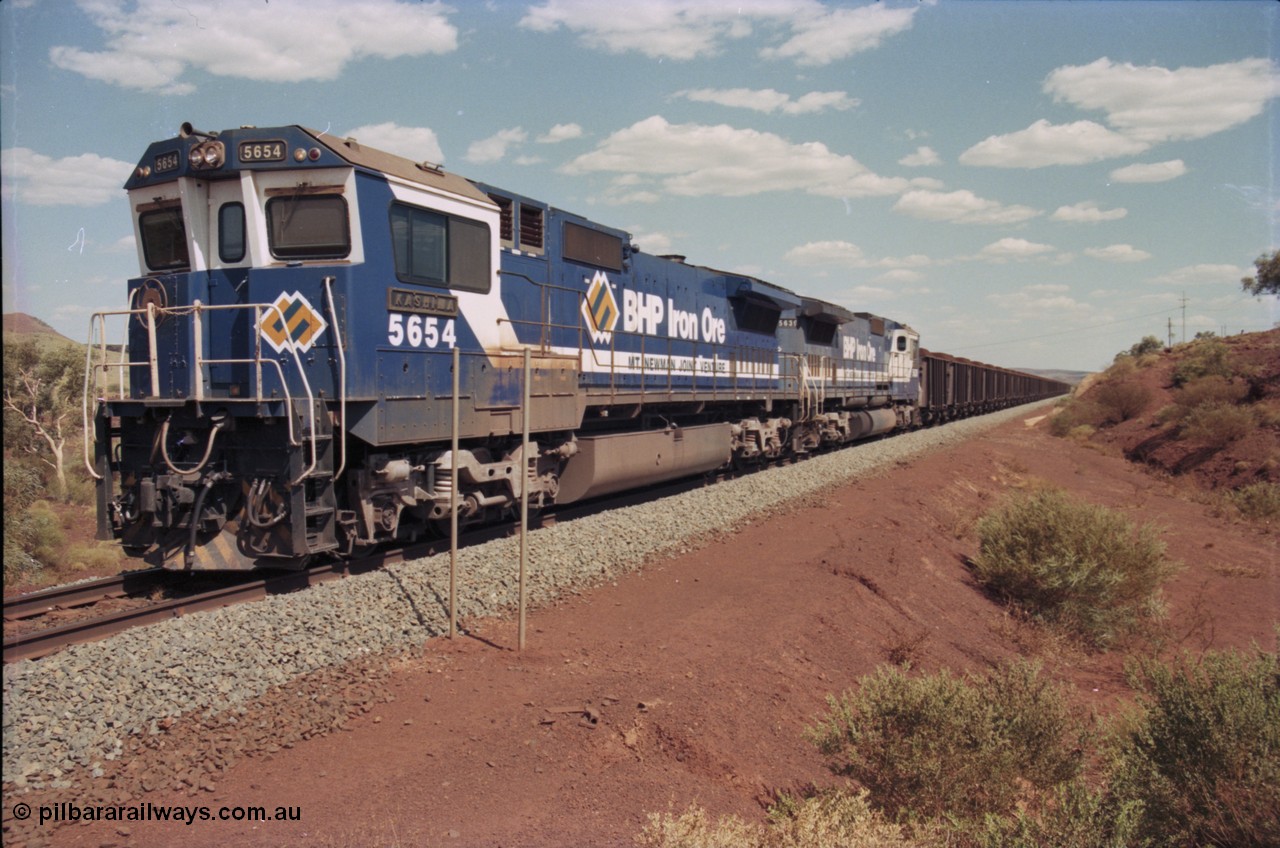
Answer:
85, 124, 1061, 571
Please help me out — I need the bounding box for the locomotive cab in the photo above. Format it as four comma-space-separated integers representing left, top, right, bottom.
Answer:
88, 124, 507, 570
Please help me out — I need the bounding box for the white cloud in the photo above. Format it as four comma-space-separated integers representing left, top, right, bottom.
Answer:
986, 287, 1093, 320
520, 1, 915, 65
1084, 244, 1152, 263
675, 88, 858, 115
520, 0, 803, 61
978, 238, 1056, 261
784, 240, 931, 270
629, 228, 676, 256
564, 116, 907, 201
959, 119, 1148, 168
785, 240, 868, 266
49, 0, 457, 93
465, 127, 529, 164
538, 124, 584, 143
344, 123, 444, 164
1110, 159, 1187, 184
1146, 263, 1249, 286
1051, 201, 1128, 223
898, 146, 940, 167
761, 4, 918, 66
892, 189, 1041, 225
876, 269, 926, 284
1045, 57, 1280, 144
1, 148, 133, 206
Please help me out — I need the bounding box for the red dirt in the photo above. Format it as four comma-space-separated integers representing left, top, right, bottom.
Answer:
13, 411, 1278, 848
1086, 329, 1279, 491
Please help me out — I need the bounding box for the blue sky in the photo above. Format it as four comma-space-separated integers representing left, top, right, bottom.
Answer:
2, 0, 1277, 372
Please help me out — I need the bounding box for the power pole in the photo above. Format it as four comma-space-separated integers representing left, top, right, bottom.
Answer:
1180, 292, 1188, 343
1167, 317, 1174, 348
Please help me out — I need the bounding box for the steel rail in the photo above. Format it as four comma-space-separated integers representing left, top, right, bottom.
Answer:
2, 569, 168, 622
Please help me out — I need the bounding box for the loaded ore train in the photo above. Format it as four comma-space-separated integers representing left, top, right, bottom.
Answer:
83, 123, 1068, 572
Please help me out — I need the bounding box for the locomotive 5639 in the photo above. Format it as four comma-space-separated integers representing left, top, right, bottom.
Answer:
84, 123, 1066, 571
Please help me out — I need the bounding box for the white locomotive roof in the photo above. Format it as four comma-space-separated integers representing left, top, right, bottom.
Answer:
303, 126, 494, 207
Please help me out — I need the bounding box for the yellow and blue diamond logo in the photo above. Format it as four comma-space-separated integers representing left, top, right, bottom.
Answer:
260, 291, 328, 354
582, 271, 618, 344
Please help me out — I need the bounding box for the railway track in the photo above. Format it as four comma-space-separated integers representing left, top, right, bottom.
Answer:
2, 569, 167, 622
0, 508, 572, 664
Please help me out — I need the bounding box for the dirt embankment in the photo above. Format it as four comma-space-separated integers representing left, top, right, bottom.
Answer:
23, 404, 1272, 848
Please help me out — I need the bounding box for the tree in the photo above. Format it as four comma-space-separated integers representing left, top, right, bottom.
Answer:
1241, 249, 1280, 296
3, 340, 84, 499
1115, 335, 1163, 363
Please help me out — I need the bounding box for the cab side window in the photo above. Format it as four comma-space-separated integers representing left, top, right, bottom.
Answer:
390, 202, 491, 293
218, 202, 246, 263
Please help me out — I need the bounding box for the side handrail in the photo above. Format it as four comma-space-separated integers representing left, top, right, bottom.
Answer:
323, 276, 347, 480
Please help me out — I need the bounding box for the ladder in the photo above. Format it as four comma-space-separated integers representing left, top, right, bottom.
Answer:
288, 399, 339, 556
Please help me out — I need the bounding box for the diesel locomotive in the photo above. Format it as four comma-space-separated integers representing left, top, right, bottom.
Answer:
83, 123, 1067, 571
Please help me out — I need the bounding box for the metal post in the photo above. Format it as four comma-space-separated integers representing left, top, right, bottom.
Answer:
519, 348, 531, 651
450, 346, 460, 639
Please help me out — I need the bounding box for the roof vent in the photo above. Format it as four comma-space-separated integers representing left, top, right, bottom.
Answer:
660, 254, 687, 264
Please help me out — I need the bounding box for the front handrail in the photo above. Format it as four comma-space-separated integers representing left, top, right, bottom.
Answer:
82, 299, 318, 484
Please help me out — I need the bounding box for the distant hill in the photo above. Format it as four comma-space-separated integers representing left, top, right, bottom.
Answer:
4, 312, 73, 342
3, 313, 87, 356
1019, 368, 1092, 386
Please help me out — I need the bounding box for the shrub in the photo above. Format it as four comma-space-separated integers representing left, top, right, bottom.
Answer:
1091, 380, 1152, 424
808, 660, 1085, 822
1173, 375, 1248, 415
1102, 356, 1136, 380
1048, 399, 1105, 437
1110, 648, 1280, 847
1118, 335, 1163, 361
1180, 403, 1257, 448
66, 542, 123, 573
637, 792, 915, 848
26, 500, 67, 565
971, 489, 1175, 648
958, 780, 1145, 848
4, 462, 44, 581
1226, 482, 1280, 521
1172, 339, 1233, 386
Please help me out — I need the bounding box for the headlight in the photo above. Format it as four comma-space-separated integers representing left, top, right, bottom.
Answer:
188, 141, 226, 169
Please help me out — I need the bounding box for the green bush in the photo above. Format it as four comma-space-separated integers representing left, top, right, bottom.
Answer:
1180, 403, 1257, 448
1173, 375, 1249, 415
959, 780, 1144, 848
1110, 648, 1280, 847
1172, 338, 1233, 386
637, 792, 915, 848
1225, 482, 1280, 521
1048, 399, 1105, 437
4, 462, 44, 581
1091, 380, 1152, 424
971, 489, 1175, 648
66, 541, 123, 573
27, 500, 67, 565
808, 660, 1085, 822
